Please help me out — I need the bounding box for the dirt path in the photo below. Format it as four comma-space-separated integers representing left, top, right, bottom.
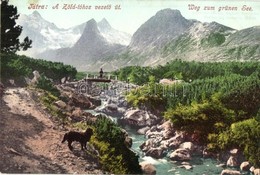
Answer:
0, 87, 102, 174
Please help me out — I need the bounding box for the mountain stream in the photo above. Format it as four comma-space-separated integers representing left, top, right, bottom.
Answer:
85, 91, 224, 175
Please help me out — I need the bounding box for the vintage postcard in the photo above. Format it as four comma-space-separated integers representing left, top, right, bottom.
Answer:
1, 0, 259, 174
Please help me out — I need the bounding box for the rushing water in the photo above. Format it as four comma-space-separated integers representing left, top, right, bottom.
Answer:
86, 104, 225, 175
123, 125, 224, 175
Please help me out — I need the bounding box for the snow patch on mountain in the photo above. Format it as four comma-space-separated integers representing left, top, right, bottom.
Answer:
16, 12, 131, 57
40, 27, 81, 49
98, 18, 131, 46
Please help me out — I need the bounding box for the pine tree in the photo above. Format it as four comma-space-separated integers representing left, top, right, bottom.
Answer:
1, 0, 32, 53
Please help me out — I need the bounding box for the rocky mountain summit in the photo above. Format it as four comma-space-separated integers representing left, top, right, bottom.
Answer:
129, 9, 192, 53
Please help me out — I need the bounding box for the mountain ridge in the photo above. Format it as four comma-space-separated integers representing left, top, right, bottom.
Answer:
17, 11, 131, 58
38, 18, 126, 71
18, 9, 260, 71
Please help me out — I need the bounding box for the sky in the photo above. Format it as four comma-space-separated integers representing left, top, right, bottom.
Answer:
9, 0, 260, 35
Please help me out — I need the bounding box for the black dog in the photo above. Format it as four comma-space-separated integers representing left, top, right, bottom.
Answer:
61, 128, 93, 150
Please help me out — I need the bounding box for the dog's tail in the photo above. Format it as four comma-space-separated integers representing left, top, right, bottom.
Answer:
61, 133, 68, 143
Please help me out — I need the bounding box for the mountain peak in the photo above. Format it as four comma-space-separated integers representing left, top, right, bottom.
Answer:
84, 19, 99, 33
87, 18, 97, 25
130, 8, 191, 50
156, 8, 182, 16
31, 11, 42, 18
98, 18, 112, 30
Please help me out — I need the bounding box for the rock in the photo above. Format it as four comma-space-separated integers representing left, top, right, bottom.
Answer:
140, 161, 156, 175
160, 140, 169, 149
0, 82, 4, 97
145, 147, 164, 159
162, 129, 175, 139
203, 148, 215, 158
150, 125, 159, 132
88, 96, 101, 107
137, 126, 150, 135
159, 79, 180, 85
30, 70, 41, 85
254, 169, 260, 175
167, 132, 185, 149
118, 97, 128, 108
153, 121, 175, 139
122, 109, 161, 127
85, 164, 95, 171
230, 149, 239, 155
71, 107, 83, 117
181, 161, 190, 165
179, 165, 193, 170
250, 166, 255, 173
221, 169, 241, 175
140, 138, 156, 152
55, 100, 67, 109
159, 120, 173, 130
216, 163, 226, 168
179, 142, 194, 152
9, 79, 16, 86
169, 140, 182, 150
97, 104, 125, 118
107, 104, 118, 111
146, 131, 161, 139
179, 162, 193, 169
240, 161, 250, 171
68, 93, 91, 109
124, 136, 133, 148
69, 108, 86, 122
169, 148, 191, 161
227, 156, 239, 167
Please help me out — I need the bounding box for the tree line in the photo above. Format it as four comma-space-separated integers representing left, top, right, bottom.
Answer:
1, 53, 77, 84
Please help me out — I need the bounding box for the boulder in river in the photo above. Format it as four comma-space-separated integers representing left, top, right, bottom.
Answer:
227, 156, 239, 167
240, 161, 250, 171
88, 96, 101, 107
179, 142, 194, 152
145, 147, 165, 159
137, 126, 150, 135
122, 109, 161, 127
169, 148, 191, 161
178, 162, 193, 170
254, 169, 260, 175
140, 161, 156, 175
140, 138, 157, 152
220, 169, 241, 175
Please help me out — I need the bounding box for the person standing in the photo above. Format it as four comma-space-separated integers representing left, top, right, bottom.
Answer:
99, 68, 104, 78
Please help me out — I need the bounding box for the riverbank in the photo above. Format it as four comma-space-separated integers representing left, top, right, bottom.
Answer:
85, 79, 259, 175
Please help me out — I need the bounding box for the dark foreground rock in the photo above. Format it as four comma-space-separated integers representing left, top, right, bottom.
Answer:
140, 161, 156, 175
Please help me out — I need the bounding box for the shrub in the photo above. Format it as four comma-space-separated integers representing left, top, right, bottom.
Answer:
36, 75, 60, 97
214, 118, 260, 167
165, 94, 235, 142
91, 116, 142, 174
